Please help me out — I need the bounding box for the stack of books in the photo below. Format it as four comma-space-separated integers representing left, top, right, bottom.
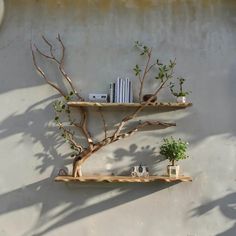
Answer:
109, 77, 133, 103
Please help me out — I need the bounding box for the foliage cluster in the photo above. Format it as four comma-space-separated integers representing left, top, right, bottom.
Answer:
160, 137, 189, 166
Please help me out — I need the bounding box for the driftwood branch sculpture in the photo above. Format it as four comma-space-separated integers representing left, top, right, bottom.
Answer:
31, 35, 177, 177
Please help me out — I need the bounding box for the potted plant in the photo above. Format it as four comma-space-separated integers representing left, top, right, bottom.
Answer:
160, 137, 189, 178
169, 77, 191, 103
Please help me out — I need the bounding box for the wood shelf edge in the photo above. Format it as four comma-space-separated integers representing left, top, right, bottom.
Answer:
54, 175, 192, 183
67, 101, 193, 108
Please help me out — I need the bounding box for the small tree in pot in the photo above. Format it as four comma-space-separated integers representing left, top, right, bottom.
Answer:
160, 137, 189, 178
169, 77, 191, 103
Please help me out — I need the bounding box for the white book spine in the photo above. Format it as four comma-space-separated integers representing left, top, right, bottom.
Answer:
119, 78, 122, 103
122, 78, 125, 103
115, 77, 120, 103
113, 83, 115, 103
109, 83, 113, 103
125, 77, 129, 103
129, 80, 133, 103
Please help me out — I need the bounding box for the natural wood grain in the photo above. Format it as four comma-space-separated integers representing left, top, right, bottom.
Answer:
67, 101, 192, 108
54, 175, 192, 183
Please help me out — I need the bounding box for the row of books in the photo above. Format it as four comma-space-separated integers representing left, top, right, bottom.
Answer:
109, 77, 133, 103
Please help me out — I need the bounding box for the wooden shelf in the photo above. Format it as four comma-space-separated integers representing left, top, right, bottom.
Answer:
67, 101, 192, 109
55, 175, 192, 183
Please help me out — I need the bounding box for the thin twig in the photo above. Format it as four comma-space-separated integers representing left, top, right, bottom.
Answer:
114, 120, 175, 141
39, 35, 84, 101
57, 120, 83, 153
98, 108, 107, 139
31, 44, 67, 98
139, 48, 152, 102
146, 62, 157, 74
41, 35, 60, 63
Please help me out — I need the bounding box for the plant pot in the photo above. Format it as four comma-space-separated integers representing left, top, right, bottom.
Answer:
143, 94, 157, 103
176, 96, 186, 103
167, 165, 180, 178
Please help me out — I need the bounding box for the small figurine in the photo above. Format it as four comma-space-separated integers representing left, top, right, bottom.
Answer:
131, 164, 149, 177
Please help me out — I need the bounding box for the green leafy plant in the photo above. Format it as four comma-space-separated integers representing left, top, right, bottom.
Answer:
53, 91, 82, 158
133, 41, 177, 102
169, 77, 191, 97
160, 137, 189, 166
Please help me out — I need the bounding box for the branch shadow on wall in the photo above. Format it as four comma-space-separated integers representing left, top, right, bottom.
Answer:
0, 96, 183, 236
0, 179, 178, 236
107, 144, 165, 175
190, 192, 236, 236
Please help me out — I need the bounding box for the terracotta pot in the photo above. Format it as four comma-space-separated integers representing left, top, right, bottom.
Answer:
143, 94, 157, 102
167, 165, 180, 178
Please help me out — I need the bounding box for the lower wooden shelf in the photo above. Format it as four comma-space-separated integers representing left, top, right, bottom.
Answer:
54, 175, 192, 183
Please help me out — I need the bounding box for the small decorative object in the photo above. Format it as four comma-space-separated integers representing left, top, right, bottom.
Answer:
58, 169, 68, 176
177, 96, 186, 103
143, 94, 157, 103
160, 137, 189, 178
169, 77, 191, 103
131, 164, 149, 177
88, 93, 108, 102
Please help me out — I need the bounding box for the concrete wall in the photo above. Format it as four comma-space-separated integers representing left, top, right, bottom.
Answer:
0, 0, 236, 235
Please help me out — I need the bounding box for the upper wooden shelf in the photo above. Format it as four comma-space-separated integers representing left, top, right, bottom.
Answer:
67, 101, 192, 109
55, 175, 192, 183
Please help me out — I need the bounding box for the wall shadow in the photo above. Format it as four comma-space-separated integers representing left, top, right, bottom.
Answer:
1, 2, 236, 234
0, 178, 178, 236
0, 96, 184, 236
190, 192, 236, 236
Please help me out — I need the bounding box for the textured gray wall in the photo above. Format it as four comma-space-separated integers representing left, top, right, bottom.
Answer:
0, 0, 236, 235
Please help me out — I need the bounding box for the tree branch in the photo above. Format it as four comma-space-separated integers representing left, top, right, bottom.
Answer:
31, 44, 67, 98
32, 36, 179, 178
73, 119, 176, 176
114, 120, 176, 141
139, 48, 152, 102
57, 120, 84, 153
37, 35, 84, 101
98, 108, 107, 139
77, 108, 94, 150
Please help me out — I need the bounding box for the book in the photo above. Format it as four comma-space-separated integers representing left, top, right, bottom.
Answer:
115, 77, 120, 103
113, 77, 133, 103
119, 78, 123, 103
125, 77, 129, 103
112, 83, 115, 103
129, 80, 133, 102
109, 83, 113, 103
122, 78, 125, 103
